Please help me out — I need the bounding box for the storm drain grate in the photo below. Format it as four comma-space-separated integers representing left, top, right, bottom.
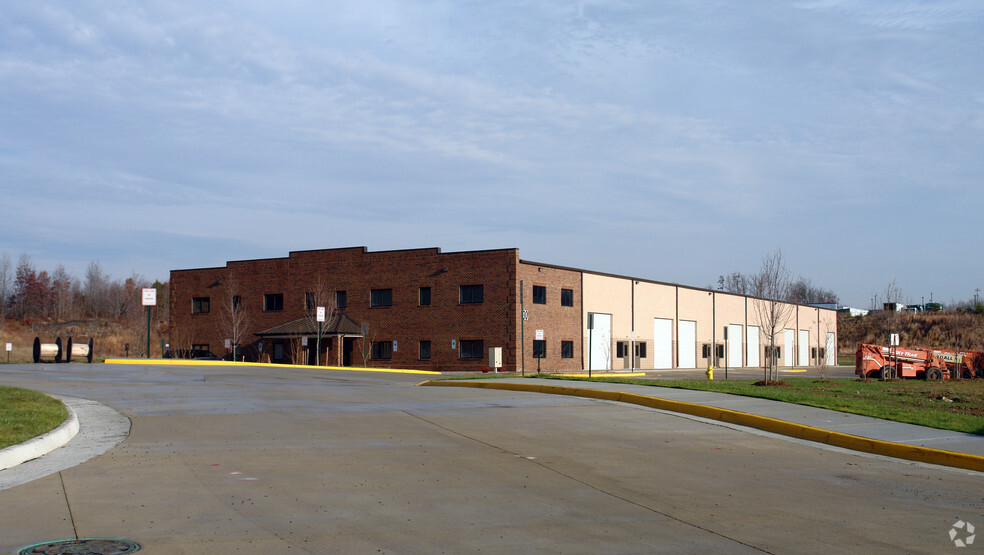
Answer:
18, 538, 140, 555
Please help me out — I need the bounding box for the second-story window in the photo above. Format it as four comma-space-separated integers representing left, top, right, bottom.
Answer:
264, 293, 284, 311
459, 284, 484, 304
371, 288, 393, 307
533, 285, 546, 304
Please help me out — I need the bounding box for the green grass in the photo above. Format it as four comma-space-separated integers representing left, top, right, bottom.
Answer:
533, 375, 984, 435
0, 386, 69, 450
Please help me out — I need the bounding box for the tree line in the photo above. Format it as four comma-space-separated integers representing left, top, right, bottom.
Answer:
0, 252, 167, 324
715, 269, 839, 305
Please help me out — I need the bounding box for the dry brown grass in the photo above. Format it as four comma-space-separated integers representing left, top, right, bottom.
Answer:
838, 311, 984, 353
0, 319, 166, 363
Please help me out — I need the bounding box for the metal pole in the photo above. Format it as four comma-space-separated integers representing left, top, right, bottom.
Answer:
520, 280, 525, 376
317, 321, 322, 366
145, 305, 151, 358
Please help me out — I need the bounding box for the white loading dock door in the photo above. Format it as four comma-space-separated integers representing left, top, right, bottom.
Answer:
798, 329, 810, 366
653, 318, 673, 369
727, 324, 742, 367
826, 332, 836, 366
678, 320, 697, 368
588, 313, 612, 371
783, 329, 795, 367
747, 326, 760, 367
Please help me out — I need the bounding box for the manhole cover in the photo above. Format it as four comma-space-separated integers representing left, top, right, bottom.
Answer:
18, 538, 140, 555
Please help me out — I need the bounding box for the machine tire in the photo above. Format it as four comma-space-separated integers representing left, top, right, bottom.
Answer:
880, 366, 890, 380
926, 366, 943, 381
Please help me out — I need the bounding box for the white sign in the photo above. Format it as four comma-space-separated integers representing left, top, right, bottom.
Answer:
522, 310, 529, 321
890, 333, 900, 346
224, 339, 231, 349
301, 337, 308, 346
5, 343, 11, 352
317, 306, 326, 322
393, 340, 398, 352
141, 288, 157, 306
535, 329, 544, 340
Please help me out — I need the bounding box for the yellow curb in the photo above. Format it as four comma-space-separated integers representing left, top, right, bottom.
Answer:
419, 380, 984, 473
554, 372, 647, 378
103, 359, 440, 375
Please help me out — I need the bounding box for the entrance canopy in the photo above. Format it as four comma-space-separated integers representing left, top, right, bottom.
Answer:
254, 314, 364, 340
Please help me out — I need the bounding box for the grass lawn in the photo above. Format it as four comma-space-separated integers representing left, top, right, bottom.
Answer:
534, 375, 984, 435
0, 386, 69, 450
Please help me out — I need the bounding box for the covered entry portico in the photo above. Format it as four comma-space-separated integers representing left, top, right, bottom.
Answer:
255, 314, 364, 366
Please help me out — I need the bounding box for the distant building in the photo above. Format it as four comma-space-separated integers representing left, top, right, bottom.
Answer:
837, 306, 869, 317
169, 246, 838, 372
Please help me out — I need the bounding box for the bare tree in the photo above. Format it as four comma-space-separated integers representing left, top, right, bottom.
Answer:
217, 272, 252, 361
360, 322, 376, 367
304, 275, 337, 366
0, 252, 11, 320
752, 249, 794, 382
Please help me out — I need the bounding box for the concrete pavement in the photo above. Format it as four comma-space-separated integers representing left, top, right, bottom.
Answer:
1, 362, 982, 553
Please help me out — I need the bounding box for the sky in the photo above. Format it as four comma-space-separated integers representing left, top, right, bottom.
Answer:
1, 1, 982, 309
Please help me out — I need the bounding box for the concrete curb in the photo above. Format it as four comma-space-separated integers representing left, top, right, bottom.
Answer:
419, 380, 984, 473
0, 401, 79, 471
104, 358, 440, 375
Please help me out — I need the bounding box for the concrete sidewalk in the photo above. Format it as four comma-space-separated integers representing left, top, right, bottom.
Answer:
423, 377, 984, 472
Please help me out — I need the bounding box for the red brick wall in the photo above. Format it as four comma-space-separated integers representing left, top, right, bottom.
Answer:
170, 247, 521, 371
515, 262, 583, 373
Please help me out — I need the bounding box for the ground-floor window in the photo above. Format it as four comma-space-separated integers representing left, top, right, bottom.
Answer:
419, 340, 431, 359
372, 340, 393, 359
533, 340, 546, 358
561, 341, 574, 358
460, 339, 484, 359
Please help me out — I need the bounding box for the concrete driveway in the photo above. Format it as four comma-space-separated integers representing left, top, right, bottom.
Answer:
0, 362, 980, 553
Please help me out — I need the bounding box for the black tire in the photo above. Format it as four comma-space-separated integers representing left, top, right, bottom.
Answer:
926, 366, 943, 381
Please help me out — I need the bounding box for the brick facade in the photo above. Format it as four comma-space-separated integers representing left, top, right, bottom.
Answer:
169, 246, 837, 372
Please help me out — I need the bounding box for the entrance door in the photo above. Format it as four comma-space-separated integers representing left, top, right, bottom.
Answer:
343, 338, 355, 366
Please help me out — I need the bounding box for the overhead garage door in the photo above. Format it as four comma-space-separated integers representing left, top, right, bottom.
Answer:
727, 324, 742, 367
678, 320, 696, 368
826, 332, 836, 366
588, 313, 612, 371
747, 326, 760, 367
653, 318, 673, 369
783, 329, 795, 367
799, 329, 810, 366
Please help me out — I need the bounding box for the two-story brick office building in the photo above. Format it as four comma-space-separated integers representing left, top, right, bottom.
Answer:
168, 246, 837, 372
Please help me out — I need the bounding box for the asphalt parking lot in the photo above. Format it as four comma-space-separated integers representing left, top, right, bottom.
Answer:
0, 362, 981, 553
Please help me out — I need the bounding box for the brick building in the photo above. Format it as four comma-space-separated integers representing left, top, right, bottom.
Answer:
169, 246, 837, 372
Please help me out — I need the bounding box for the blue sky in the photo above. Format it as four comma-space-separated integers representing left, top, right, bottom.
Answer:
1, 1, 982, 308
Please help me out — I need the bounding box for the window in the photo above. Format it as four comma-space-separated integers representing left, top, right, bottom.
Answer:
702, 344, 711, 359
419, 340, 431, 359
371, 288, 393, 307
273, 343, 284, 361
459, 284, 484, 304
372, 341, 393, 360
336, 290, 347, 309
192, 297, 210, 314
232, 296, 242, 310
192, 344, 209, 352
459, 339, 484, 359
419, 287, 431, 306
305, 292, 316, 310
561, 288, 574, 307
532, 285, 546, 305
635, 342, 647, 359
264, 293, 284, 311
561, 341, 574, 358
533, 340, 546, 358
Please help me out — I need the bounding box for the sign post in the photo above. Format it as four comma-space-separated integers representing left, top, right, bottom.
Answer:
141, 288, 157, 358
316, 306, 326, 366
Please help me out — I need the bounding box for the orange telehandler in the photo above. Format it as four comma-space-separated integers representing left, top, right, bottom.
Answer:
855, 343, 984, 380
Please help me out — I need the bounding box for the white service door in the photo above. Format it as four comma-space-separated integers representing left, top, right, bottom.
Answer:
678, 320, 696, 368
783, 329, 795, 367
799, 330, 810, 366
728, 324, 743, 367
747, 326, 760, 367
653, 318, 673, 369
589, 313, 612, 371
